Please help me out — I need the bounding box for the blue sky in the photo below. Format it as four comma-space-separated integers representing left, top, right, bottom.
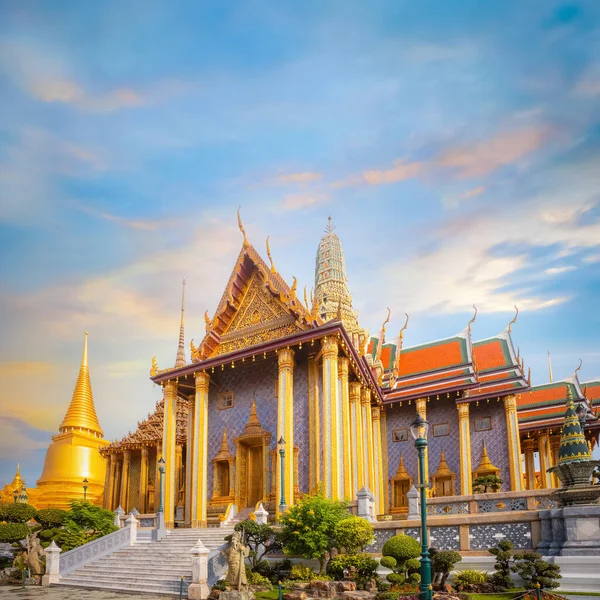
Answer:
0, 1, 599, 486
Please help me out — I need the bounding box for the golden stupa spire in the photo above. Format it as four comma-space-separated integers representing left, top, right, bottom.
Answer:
59, 333, 103, 437
10, 464, 23, 490
175, 279, 186, 368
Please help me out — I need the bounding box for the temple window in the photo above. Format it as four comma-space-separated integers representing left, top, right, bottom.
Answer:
211, 430, 235, 502
431, 450, 456, 497
391, 455, 413, 513
218, 391, 234, 410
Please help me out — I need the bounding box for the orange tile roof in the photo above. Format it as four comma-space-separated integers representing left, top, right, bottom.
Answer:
517, 383, 571, 408
387, 377, 474, 400
398, 338, 467, 377
583, 381, 600, 401
466, 381, 524, 398
473, 339, 512, 372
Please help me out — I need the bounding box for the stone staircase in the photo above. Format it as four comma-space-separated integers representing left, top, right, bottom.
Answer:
57, 526, 234, 597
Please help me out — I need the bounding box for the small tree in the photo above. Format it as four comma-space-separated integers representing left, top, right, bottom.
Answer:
63, 500, 117, 540
473, 475, 503, 493
35, 508, 67, 529
5, 503, 37, 523
381, 535, 421, 584
278, 492, 349, 572
335, 516, 374, 554
230, 519, 281, 569
512, 552, 561, 590
488, 540, 514, 589
431, 550, 462, 587
0, 523, 30, 544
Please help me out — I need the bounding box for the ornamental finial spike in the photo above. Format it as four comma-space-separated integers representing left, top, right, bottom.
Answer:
574, 358, 583, 375
325, 215, 335, 233
204, 310, 212, 333
266, 236, 276, 274
468, 305, 477, 334
375, 308, 391, 363
150, 356, 158, 377
507, 305, 519, 332
395, 313, 409, 374
237, 206, 250, 248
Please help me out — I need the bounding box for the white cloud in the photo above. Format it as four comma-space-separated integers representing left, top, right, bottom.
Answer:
545, 266, 576, 275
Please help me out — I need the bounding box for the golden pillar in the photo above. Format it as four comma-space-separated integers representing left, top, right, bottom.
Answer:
175, 444, 183, 513
522, 438, 536, 490
349, 381, 364, 495
308, 354, 321, 494
381, 407, 389, 511
105, 454, 116, 509
162, 380, 178, 528
457, 403, 472, 495
504, 395, 523, 491
185, 400, 195, 527
537, 431, 550, 489
415, 398, 428, 486
549, 434, 560, 488
339, 358, 353, 500
277, 348, 295, 509
322, 336, 340, 499
140, 446, 149, 513
372, 406, 385, 515
120, 450, 130, 511
192, 371, 209, 527
113, 457, 122, 510
362, 388, 375, 494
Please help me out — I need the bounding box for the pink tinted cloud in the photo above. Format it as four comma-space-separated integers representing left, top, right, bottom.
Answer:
363, 159, 424, 185
275, 172, 323, 184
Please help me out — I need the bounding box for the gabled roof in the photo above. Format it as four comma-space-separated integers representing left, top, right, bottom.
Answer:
583, 380, 600, 407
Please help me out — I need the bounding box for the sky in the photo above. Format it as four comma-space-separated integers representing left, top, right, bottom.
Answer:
0, 1, 599, 486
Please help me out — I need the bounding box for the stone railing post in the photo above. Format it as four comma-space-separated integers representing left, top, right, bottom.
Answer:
356, 486, 376, 522
42, 541, 62, 586
188, 539, 210, 600
114, 505, 125, 527
125, 512, 138, 545
255, 502, 268, 524
407, 485, 420, 520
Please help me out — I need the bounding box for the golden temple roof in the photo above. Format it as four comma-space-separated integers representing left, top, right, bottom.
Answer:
474, 443, 500, 475
59, 332, 103, 437
433, 450, 454, 478
10, 464, 23, 490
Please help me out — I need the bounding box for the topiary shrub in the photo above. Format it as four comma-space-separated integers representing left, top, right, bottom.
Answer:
512, 552, 561, 590
386, 573, 405, 585
35, 508, 67, 528
334, 516, 374, 554
0, 503, 10, 521
407, 572, 421, 585
473, 475, 503, 494
5, 503, 37, 523
327, 553, 379, 586
51, 529, 89, 552
488, 539, 514, 589
212, 579, 227, 591
382, 535, 421, 571
0, 522, 30, 544
431, 550, 462, 587
380, 556, 397, 570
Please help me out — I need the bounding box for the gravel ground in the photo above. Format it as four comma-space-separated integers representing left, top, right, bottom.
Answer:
0, 586, 178, 599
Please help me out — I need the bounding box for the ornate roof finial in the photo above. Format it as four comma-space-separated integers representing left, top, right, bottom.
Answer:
303, 285, 309, 311
527, 367, 531, 386
394, 313, 410, 374
204, 310, 213, 333
175, 279, 186, 368
266, 236, 277, 274
290, 276, 297, 296
467, 305, 477, 334
548, 350, 553, 382
326, 215, 335, 233
507, 305, 519, 332
574, 358, 583, 375
237, 206, 249, 249
150, 356, 158, 377
375, 307, 391, 363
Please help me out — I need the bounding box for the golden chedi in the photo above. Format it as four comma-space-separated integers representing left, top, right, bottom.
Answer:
36, 333, 109, 509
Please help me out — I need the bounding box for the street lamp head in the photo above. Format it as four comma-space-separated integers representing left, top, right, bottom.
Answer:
410, 413, 429, 441
278, 436, 286, 448
82, 478, 88, 485
158, 456, 166, 473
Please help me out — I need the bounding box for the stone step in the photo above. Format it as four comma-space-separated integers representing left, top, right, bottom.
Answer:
79, 566, 192, 577
62, 572, 192, 585
58, 579, 188, 596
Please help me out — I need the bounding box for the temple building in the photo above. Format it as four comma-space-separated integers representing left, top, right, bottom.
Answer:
92, 213, 599, 526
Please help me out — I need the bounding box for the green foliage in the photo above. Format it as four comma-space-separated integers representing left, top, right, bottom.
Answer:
51, 529, 89, 552
35, 508, 67, 528
212, 579, 227, 591
289, 564, 316, 581
488, 539, 514, 590
248, 571, 273, 588
380, 556, 397, 570
405, 558, 421, 571
327, 553, 379, 585
0, 522, 30, 543
386, 573, 405, 585
473, 475, 503, 493
231, 519, 281, 568
431, 550, 462, 587
453, 569, 489, 591
266, 559, 293, 583
334, 516, 374, 554
278, 493, 349, 572
0, 556, 13, 569
407, 572, 421, 584
0, 503, 10, 521
63, 500, 117, 538
381, 535, 421, 579
512, 552, 561, 590
39, 528, 57, 541
375, 591, 401, 600
5, 503, 37, 523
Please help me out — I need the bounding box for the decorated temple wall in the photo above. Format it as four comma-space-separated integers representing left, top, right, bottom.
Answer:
426, 400, 461, 494
128, 452, 141, 513
293, 361, 310, 494
385, 403, 420, 495
470, 400, 510, 492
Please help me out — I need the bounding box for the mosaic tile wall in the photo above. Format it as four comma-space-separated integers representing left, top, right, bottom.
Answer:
469, 522, 532, 550
365, 528, 396, 553
128, 453, 141, 513
430, 526, 460, 550
207, 357, 310, 498
470, 400, 510, 492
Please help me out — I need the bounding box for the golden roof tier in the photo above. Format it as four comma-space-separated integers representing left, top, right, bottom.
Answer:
36, 333, 109, 509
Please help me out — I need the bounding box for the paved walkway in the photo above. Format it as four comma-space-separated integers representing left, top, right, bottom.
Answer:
0, 586, 177, 599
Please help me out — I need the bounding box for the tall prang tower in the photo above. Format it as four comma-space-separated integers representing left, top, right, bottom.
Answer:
314, 217, 369, 352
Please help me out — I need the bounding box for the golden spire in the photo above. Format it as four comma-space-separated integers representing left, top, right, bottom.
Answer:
175, 279, 186, 368
394, 455, 409, 478
266, 236, 276, 274
220, 429, 229, 452
375, 307, 391, 363
507, 305, 519, 332
467, 305, 477, 335
394, 313, 409, 374
433, 450, 453, 477
474, 443, 500, 475
59, 332, 103, 437
575, 358, 582, 375
237, 206, 249, 248
548, 350, 553, 382
10, 464, 23, 490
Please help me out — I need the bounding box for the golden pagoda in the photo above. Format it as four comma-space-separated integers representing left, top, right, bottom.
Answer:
36, 333, 109, 509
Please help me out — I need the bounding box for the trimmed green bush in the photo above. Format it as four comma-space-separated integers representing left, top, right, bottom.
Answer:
5, 503, 37, 523
512, 551, 561, 590
51, 529, 89, 552
405, 558, 421, 571
381, 535, 421, 566
431, 550, 461, 587
407, 572, 421, 584
0, 522, 30, 543
380, 556, 397, 570
35, 508, 67, 528
335, 516, 374, 554
327, 553, 379, 585
488, 539, 514, 589
375, 592, 400, 600
386, 573, 405, 585
0, 503, 10, 521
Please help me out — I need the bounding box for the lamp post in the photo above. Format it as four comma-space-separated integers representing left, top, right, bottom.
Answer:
13, 489, 18, 504
158, 457, 166, 513
410, 413, 432, 600
82, 478, 89, 500
278, 437, 286, 509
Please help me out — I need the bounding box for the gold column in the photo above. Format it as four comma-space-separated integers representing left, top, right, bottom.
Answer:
103, 453, 112, 509
192, 372, 209, 527
381, 407, 389, 512
549, 434, 560, 488
154, 442, 162, 512
185, 400, 195, 527
308, 354, 321, 494
537, 432, 550, 489
120, 449, 130, 512
349, 381, 363, 495
363, 388, 375, 494
175, 444, 183, 514
162, 380, 178, 528
113, 457, 122, 510
522, 438, 536, 490
105, 454, 116, 510
277, 348, 295, 510
339, 358, 353, 499
322, 336, 340, 499
504, 395, 524, 491
372, 406, 385, 515
140, 446, 149, 513
457, 403, 472, 495
415, 398, 428, 486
